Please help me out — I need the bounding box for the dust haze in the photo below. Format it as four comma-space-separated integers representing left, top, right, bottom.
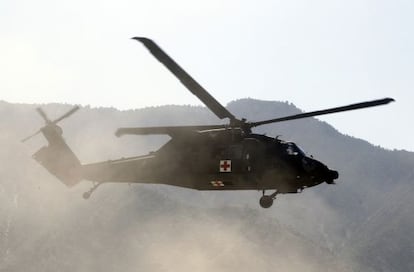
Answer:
1, 100, 413, 271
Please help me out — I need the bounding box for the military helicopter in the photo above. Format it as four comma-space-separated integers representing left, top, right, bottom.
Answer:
23, 37, 394, 208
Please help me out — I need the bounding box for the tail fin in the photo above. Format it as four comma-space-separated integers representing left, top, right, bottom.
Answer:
33, 124, 82, 187
22, 106, 83, 187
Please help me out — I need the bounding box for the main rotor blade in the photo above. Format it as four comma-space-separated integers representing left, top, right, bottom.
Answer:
249, 98, 395, 128
132, 37, 236, 122
51, 106, 80, 124
116, 124, 227, 137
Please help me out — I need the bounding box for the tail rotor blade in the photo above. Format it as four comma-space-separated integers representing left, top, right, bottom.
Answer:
22, 105, 79, 143
21, 129, 41, 143
36, 107, 51, 123
52, 106, 80, 124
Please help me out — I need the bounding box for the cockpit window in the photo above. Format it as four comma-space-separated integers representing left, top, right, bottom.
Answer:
285, 142, 305, 156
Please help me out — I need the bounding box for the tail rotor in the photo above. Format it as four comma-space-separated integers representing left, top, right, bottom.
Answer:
21, 105, 80, 143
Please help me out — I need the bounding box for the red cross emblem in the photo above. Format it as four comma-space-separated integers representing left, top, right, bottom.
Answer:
219, 160, 231, 172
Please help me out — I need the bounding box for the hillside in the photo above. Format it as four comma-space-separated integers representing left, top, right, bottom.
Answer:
0, 99, 413, 271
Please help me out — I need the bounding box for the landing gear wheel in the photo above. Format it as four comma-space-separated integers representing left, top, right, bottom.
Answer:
259, 195, 273, 208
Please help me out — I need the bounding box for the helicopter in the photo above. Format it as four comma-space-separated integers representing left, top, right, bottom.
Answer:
23, 37, 394, 208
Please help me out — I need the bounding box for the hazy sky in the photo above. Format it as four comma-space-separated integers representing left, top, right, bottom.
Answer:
1, 0, 413, 151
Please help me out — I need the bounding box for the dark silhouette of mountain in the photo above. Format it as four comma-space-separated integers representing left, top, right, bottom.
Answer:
0, 99, 412, 271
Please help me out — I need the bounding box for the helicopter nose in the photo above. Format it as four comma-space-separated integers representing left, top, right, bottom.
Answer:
302, 157, 338, 183
329, 170, 339, 179
312, 160, 338, 183
325, 169, 338, 184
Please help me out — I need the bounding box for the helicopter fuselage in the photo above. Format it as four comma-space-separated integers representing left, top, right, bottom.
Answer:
80, 129, 338, 194
27, 36, 392, 208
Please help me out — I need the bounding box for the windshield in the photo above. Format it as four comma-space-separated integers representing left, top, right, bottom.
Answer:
285, 142, 306, 156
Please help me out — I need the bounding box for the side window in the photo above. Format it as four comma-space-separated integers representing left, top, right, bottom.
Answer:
286, 143, 298, 155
